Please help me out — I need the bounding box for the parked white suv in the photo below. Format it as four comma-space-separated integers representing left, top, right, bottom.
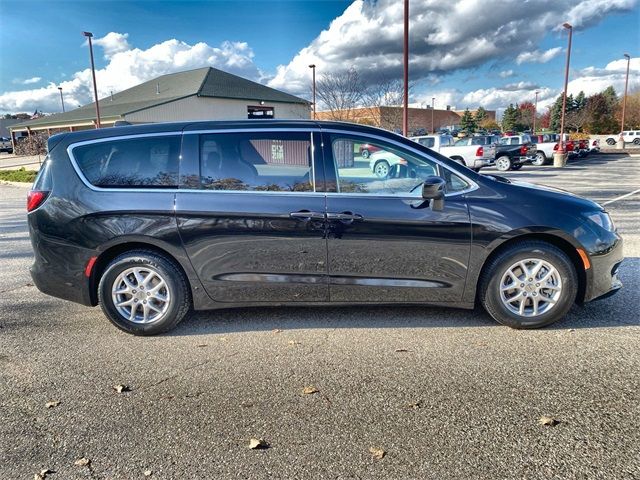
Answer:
605, 131, 640, 145
0, 137, 13, 153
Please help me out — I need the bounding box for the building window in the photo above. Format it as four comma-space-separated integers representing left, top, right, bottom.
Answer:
248, 105, 274, 119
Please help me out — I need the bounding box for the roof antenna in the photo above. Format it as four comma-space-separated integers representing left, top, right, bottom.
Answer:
156, 82, 160, 94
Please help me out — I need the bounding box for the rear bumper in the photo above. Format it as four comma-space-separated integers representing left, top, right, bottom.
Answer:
584, 234, 624, 303
513, 155, 535, 165
472, 158, 494, 168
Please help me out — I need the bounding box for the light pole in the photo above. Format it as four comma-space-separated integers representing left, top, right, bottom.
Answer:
58, 86, 65, 112
554, 22, 572, 167
82, 31, 101, 128
619, 53, 631, 148
308, 64, 316, 120
533, 90, 539, 133
431, 97, 435, 133
402, 0, 409, 136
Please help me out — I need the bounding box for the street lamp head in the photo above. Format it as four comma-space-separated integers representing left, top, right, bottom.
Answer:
562, 22, 572, 30
58, 86, 62, 91
82, 31, 93, 38
623, 53, 630, 60
308, 64, 315, 69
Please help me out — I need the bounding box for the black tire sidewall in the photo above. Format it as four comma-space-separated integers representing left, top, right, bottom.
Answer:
98, 252, 188, 335
481, 243, 577, 329
496, 156, 511, 171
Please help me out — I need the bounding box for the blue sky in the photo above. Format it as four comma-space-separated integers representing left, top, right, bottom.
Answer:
1, 0, 638, 114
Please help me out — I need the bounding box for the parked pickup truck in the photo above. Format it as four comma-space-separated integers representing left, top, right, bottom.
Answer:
0, 137, 13, 153
528, 133, 559, 166
494, 135, 537, 171
411, 134, 497, 171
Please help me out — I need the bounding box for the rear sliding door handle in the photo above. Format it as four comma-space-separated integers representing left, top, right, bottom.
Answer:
290, 211, 325, 220
326, 212, 364, 222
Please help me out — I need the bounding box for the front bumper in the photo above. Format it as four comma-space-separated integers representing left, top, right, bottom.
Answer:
584, 234, 624, 302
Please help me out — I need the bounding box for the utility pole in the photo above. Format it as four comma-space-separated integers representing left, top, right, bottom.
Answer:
82, 31, 102, 128
308, 64, 316, 119
402, 0, 409, 136
554, 23, 572, 167
58, 87, 65, 112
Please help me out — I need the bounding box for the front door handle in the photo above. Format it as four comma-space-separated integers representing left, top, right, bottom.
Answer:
290, 210, 325, 221
326, 212, 364, 223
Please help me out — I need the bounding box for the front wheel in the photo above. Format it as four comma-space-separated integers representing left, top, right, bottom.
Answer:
98, 250, 191, 335
531, 151, 546, 166
373, 160, 390, 177
479, 241, 578, 329
496, 156, 512, 171
634, 138, 640, 145
361, 149, 370, 159
606, 138, 616, 145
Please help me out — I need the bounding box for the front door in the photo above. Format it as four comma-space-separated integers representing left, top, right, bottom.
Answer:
176, 130, 328, 303
321, 131, 472, 304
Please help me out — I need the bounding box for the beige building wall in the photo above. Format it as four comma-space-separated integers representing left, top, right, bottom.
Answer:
124, 95, 311, 123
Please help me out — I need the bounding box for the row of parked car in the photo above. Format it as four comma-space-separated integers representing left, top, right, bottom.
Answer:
361, 133, 599, 174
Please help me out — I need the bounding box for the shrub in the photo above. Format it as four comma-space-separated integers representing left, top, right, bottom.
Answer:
14, 133, 48, 156
0, 167, 38, 183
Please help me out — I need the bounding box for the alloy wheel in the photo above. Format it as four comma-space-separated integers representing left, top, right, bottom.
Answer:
111, 267, 171, 324
499, 258, 562, 317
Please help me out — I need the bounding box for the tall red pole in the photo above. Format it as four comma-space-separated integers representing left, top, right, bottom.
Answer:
431, 97, 435, 133
620, 54, 631, 139
558, 23, 572, 154
533, 90, 539, 133
402, 0, 409, 136
83, 32, 102, 128
309, 64, 316, 120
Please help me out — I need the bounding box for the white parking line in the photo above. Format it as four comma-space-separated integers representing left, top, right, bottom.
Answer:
602, 187, 640, 206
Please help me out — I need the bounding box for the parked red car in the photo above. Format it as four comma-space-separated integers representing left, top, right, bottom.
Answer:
359, 143, 382, 159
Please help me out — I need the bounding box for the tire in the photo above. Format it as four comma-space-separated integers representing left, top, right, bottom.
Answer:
373, 160, 390, 177
451, 157, 466, 167
510, 164, 523, 170
98, 250, 191, 335
531, 151, 546, 166
606, 138, 616, 145
361, 149, 370, 159
634, 138, 640, 145
496, 156, 512, 171
479, 241, 577, 329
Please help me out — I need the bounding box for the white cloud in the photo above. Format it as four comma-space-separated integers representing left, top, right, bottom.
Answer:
0, 34, 262, 114
22, 77, 42, 85
568, 56, 640, 96
499, 70, 514, 78
515, 47, 563, 64
267, 0, 637, 95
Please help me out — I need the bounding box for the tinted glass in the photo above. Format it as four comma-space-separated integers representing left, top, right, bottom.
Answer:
199, 132, 313, 192
417, 137, 435, 148
331, 135, 469, 195
74, 136, 180, 188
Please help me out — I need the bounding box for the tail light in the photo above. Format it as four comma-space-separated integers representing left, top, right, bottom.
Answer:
398, 158, 408, 165
592, 140, 597, 146
520, 145, 528, 155
27, 190, 49, 212
475, 146, 483, 157
554, 143, 559, 151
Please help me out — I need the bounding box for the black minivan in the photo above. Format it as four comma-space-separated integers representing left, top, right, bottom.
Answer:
27, 120, 623, 335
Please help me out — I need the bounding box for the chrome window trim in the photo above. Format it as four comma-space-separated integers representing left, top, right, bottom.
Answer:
321, 128, 478, 198
184, 127, 322, 135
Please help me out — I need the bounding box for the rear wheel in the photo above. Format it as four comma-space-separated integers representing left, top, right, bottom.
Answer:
98, 250, 191, 335
606, 138, 616, 145
361, 149, 370, 159
496, 156, 512, 171
531, 151, 546, 166
373, 160, 390, 177
479, 241, 577, 329
634, 138, 640, 145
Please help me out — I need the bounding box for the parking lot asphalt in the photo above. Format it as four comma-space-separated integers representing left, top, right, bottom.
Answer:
1, 154, 639, 479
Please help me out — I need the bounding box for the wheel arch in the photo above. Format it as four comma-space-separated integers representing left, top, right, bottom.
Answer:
475, 232, 587, 306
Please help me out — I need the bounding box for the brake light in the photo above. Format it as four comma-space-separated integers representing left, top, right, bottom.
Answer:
592, 140, 597, 146
27, 190, 49, 212
398, 158, 408, 165
520, 145, 527, 155
475, 146, 483, 157
554, 143, 559, 151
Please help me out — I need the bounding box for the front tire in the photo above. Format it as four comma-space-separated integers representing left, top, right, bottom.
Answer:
373, 160, 390, 177
98, 250, 191, 335
361, 149, 370, 159
531, 151, 546, 166
479, 241, 577, 329
634, 138, 640, 145
496, 156, 512, 171
606, 138, 616, 145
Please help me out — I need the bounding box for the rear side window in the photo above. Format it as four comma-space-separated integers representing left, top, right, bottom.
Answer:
199, 132, 314, 192
73, 136, 180, 188
418, 137, 435, 148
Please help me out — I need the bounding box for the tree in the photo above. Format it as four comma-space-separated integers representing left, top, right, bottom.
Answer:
585, 92, 617, 134
502, 104, 519, 131
362, 77, 412, 131
474, 106, 488, 124
479, 118, 500, 131
615, 90, 640, 130
316, 68, 364, 121
459, 108, 477, 132
549, 95, 564, 131
540, 108, 551, 129
518, 101, 536, 131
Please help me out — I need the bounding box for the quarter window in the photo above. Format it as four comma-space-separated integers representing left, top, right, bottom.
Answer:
73, 136, 180, 188
199, 132, 314, 192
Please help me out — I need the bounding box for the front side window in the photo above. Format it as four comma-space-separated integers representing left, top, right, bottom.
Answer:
73, 136, 180, 188
199, 132, 313, 192
331, 135, 470, 196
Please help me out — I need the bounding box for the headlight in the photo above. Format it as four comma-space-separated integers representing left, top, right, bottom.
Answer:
585, 211, 615, 231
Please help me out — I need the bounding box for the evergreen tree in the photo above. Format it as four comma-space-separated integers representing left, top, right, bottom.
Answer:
549, 95, 564, 131
602, 86, 618, 109
474, 106, 488, 124
574, 91, 587, 110
501, 104, 519, 131
460, 108, 477, 132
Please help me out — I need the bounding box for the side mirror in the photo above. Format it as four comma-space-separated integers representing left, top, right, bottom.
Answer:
421, 176, 446, 211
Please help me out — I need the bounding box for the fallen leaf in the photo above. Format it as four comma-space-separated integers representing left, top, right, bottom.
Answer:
196, 344, 208, 348
272, 329, 283, 334
143, 470, 153, 476
302, 386, 319, 395
45, 401, 60, 409
395, 348, 409, 352
248, 438, 268, 449
568, 329, 576, 333
287, 340, 300, 346
34, 468, 54, 480
74, 457, 90, 466
113, 384, 130, 394
406, 401, 422, 409
538, 416, 559, 426
369, 447, 385, 459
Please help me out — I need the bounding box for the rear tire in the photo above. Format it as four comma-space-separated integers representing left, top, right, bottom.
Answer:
361, 149, 370, 159
98, 250, 191, 335
496, 156, 511, 171
479, 241, 577, 329
606, 138, 616, 145
634, 138, 640, 145
373, 160, 390, 177
531, 151, 546, 166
